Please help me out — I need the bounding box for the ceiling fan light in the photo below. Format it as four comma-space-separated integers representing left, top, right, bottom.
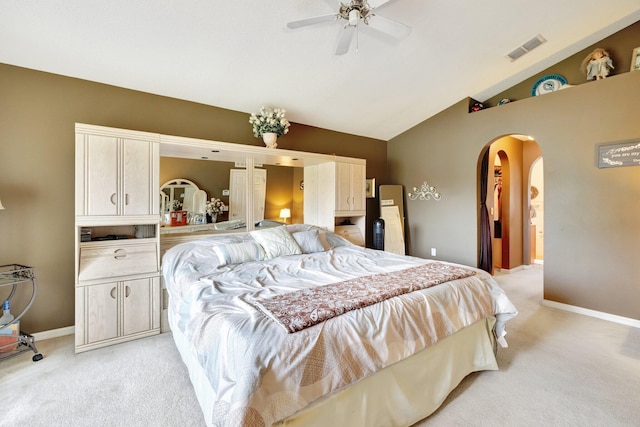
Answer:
348, 9, 360, 26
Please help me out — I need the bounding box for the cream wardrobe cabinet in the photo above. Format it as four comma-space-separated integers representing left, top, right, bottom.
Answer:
75, 126, 159, 217
75, 124, 161, 353
304, 159, 366, 246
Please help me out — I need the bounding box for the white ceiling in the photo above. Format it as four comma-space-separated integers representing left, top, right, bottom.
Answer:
2, 1, 640, 141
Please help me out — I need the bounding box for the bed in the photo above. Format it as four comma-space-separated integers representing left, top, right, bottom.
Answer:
162, 224, 517, 427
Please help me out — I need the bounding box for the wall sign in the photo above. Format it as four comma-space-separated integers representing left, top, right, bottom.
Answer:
597, 140, 640, 168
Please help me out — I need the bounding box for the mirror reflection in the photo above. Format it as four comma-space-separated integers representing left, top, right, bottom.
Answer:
160, 157, 303, 231
160, 178, 207, 225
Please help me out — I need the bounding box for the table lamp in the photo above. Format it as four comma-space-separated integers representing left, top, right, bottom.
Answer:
280, 208, 291, 223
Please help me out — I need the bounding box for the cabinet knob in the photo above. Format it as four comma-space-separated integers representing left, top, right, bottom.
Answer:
110, 287, 116, 299
110, 193, 117, 205
113, 249, 127, 260
125, 193, 129, 205
125, 286, 131, 298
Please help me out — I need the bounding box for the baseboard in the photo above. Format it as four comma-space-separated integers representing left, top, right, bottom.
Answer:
541, 299, 640, 329
32, 326, 75, 341
496, 263, 544, 273
495, 265, 525, 274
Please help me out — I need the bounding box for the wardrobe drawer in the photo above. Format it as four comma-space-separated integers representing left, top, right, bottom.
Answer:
334, 225, 364, 247
79, 240, 158, 281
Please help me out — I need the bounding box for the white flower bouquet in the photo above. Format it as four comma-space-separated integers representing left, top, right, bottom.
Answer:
249, 106, 291, 138
171, 199, 183, 211
206, 198, 226, 215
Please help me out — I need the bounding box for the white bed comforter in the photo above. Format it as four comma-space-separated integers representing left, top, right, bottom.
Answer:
162, 229, 517, 427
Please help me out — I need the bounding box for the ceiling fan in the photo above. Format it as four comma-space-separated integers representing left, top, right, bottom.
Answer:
286, 0, 411, 55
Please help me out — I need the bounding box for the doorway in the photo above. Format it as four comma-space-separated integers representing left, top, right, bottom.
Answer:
479, 135, 543, 272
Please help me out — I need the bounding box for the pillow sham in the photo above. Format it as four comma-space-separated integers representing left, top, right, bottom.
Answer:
292, 229, 327, 254
213, 241, 264, 266
250, 226, 302, 259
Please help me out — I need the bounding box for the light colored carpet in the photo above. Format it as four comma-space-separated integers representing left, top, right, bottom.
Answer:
1, 267, 639, 426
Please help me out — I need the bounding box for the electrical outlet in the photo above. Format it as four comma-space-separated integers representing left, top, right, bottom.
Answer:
222, 189, 230, 196
431, 248, 437, 256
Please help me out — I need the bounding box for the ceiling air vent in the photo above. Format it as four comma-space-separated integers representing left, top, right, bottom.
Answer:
507, 34, 546, 61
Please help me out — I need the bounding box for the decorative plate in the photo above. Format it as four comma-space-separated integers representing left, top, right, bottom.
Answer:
531, 74, 568, 96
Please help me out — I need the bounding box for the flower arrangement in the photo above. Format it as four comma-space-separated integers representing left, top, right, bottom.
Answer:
249, 106, 291, 138
206, 198, 226, 216
171, 199, 183, 211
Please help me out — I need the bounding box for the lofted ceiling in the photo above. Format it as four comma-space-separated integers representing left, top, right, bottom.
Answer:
2, 1, 639, 141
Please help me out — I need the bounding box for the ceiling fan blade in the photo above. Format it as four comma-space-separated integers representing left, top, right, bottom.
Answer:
335, 24, 356, 55
367, 14, 411, 39
287, 14, 337, 29
323, 0, 342, 8
368, 0, 400, 10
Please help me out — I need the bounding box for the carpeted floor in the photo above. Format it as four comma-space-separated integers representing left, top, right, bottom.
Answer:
1, 266, 639, 426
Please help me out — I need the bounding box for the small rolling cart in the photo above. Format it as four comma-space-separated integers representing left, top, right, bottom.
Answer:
0, 264, 43, 362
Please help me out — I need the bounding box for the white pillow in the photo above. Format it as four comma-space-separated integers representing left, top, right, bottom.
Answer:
292, 229, 327, 253
213, 242, 264, 266
250, 226, 302, 259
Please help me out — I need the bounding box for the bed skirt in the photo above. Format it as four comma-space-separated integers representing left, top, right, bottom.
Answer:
170, 312, 498, 427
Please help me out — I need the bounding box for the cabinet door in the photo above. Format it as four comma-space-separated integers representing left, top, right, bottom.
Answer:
122, 138, 157, 216
81, 134, 119, 216
336, 162, 366, 212
122, 277, 159, 336
350, 163, 366, 212
335, 162, 353, 211
86, 282, 119, 344
77, 131, 158, 217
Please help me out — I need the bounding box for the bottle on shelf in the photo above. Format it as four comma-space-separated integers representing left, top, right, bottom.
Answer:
0, 300, 15, 325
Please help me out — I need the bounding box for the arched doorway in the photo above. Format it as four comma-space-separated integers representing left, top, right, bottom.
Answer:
478, 135, 542, 273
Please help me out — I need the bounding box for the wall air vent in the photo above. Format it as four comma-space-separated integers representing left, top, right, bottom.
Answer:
507, 34, 546, 61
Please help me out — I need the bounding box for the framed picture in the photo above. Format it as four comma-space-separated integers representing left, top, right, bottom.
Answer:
631, 47, 640, 72
366, 178, 376, 198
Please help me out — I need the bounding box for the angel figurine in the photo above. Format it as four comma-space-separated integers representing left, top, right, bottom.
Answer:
581, 48, 614, 80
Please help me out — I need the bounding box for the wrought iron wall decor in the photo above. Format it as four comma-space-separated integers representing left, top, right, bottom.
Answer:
407, 182, 441, 201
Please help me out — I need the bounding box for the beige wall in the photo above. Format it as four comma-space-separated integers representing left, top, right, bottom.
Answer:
389, 21, 640, 321
0, 64, 386, 333
389, 71, 640, 320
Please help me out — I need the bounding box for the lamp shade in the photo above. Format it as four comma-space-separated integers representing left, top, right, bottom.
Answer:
279, 208, 291, 220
